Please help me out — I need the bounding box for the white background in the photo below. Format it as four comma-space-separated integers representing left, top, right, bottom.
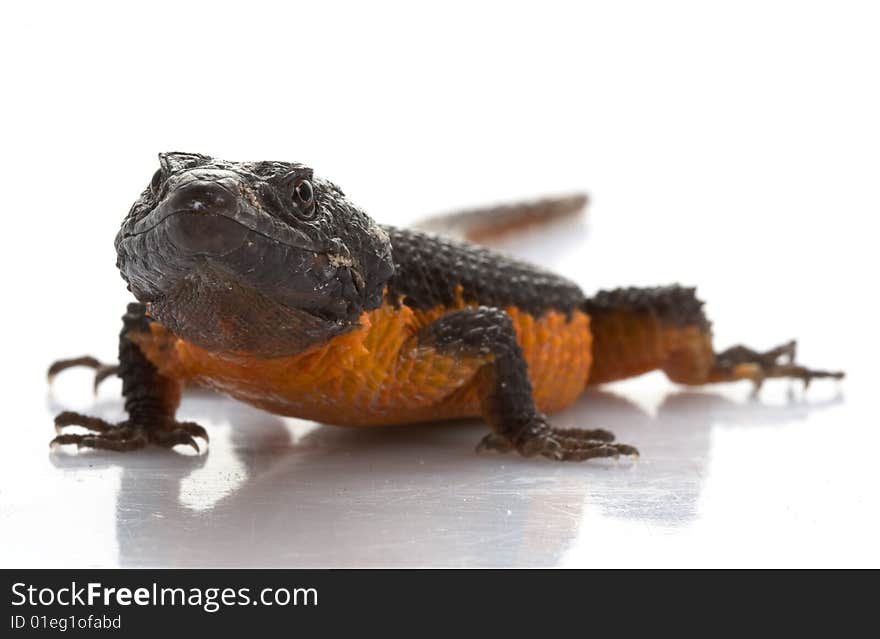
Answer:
1, 1, 877, 567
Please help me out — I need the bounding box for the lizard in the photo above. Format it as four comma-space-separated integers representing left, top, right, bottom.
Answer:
47, 152, 844, 461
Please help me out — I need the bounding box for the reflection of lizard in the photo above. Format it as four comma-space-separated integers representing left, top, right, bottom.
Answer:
48, 152, 843, 461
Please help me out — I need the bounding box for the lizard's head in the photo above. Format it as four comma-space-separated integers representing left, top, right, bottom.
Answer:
116, 152, 394, 356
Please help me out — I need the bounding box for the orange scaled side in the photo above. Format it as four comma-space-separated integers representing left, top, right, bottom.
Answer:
132, 292, 594, 427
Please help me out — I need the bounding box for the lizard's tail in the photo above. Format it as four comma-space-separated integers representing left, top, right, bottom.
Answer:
414, 193, 588, 244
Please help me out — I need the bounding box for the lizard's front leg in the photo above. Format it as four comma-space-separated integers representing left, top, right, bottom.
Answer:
420, 306, 638, 462
49, 303, 208, 453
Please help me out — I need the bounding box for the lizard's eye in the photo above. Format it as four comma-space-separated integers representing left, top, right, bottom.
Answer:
150, 169, 163, 196
294, 178, 315, 215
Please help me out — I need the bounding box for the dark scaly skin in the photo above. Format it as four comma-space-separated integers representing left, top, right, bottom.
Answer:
384, 225, 586, 316
48, 153, 844, 459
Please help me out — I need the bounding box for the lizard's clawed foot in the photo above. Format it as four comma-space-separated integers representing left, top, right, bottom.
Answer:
715, 340, 845, 391
51, 411, 209, 454
48, 356, 119, 394
477, 416, 638, 462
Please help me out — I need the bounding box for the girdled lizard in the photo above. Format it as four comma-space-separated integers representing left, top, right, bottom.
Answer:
48, 152, 844, 461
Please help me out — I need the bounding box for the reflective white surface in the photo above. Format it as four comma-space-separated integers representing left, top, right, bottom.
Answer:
1, 1, 878, 568
1, 365, 871, 568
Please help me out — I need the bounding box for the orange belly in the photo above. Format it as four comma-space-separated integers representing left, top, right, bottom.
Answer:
134, 298, 593, 427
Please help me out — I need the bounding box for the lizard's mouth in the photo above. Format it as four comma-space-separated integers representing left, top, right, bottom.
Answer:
116, 175, 368, 324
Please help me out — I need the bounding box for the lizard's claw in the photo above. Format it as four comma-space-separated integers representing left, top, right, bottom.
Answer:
51, 411, 208, 454
48, 356, 119, 395
478, 415, 638, 462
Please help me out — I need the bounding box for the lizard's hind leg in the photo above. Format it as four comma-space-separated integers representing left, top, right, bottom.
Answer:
585, 286, 844, 390
48, 303, 208, 453
710, 341, 844, 390
420, 306, 638, 462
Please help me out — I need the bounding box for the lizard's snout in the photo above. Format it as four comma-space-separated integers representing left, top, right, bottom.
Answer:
162, 177, 248, 256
